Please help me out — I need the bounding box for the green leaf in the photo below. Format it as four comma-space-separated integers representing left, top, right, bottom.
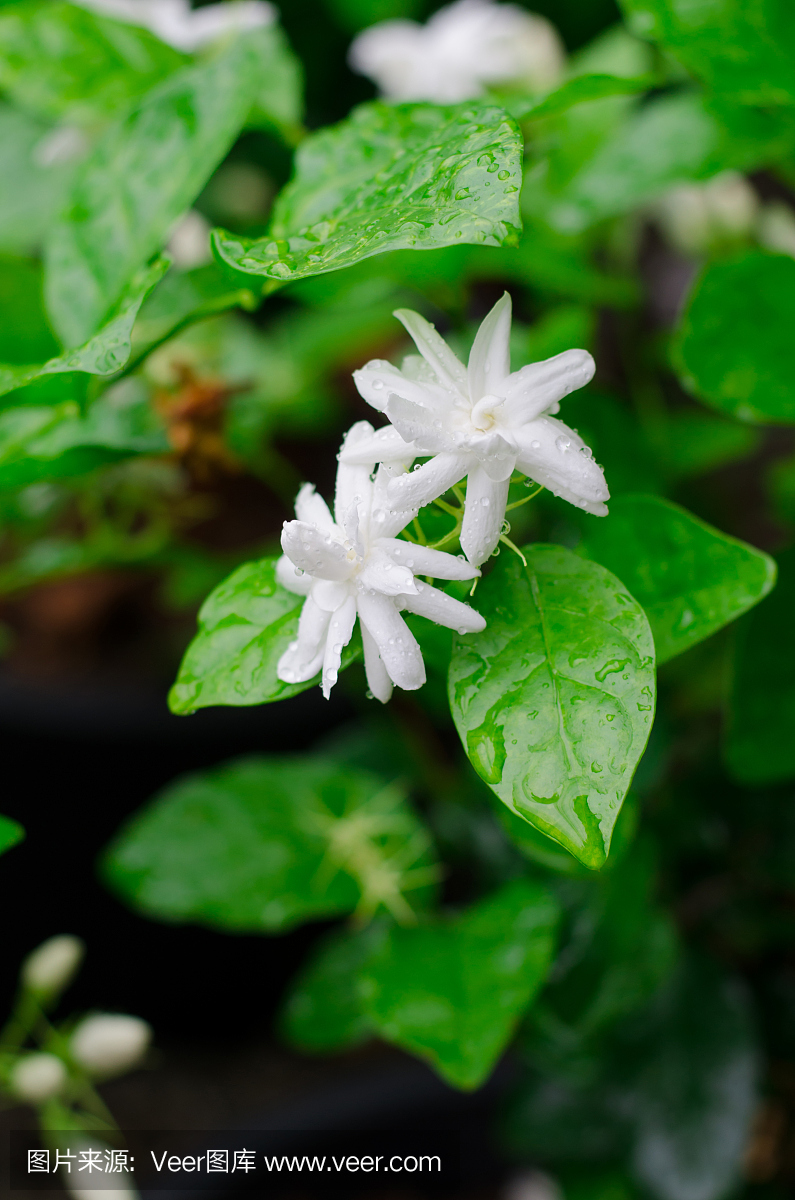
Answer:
281, 923, 381, 1053
247, 24, 304, 138
0, 103, 76, 256
664, 410, 761, 478
0, 255, 60, 365
0, 1, 185, 125
360, 879, 559, 1090
0, 813, 24, 857
45, 30, 273, 348
213, 100, 522, 285
619, 0, 795, 107
579, 496, 776, 664
725, 547, 795, 784
449, 545, 655, 870
104, 755, 438, 932
673, 251, 795, 424
506, 73, 656, 122
169, 555, 360, 713
0, 256, 168, 405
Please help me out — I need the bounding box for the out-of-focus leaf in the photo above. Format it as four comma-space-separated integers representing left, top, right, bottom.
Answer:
0, 256, 60, 365
281, 923, 381, 1053
323, 0, 423, 31
725, 548, 795, 785
247, 24, 304, 137
507, 73, 655, 122
213, 101, 522, 284
580, 496, 776, 663
45, 30, 272, 348
674, 251, 795, 424
104, 755, 438, 932
560, 389, 662, 496
449, 545, 655, 870
169, 556, 360, 714
665, 411, 761, 478
0, 104, 77, 255
0, 257, 168, 404
0, 1, 185, 125
0, 814, 24, 857
619, 0, 795, 107
513, 306, 596, 368
360, 879, 559, 1090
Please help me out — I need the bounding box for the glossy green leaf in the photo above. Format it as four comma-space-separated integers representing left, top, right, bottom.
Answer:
0, 256, 167, 406
213, 100, 522, 284
0, 813, 24, 857
619, 0, 795, 106
674, 252, 795, 424
0, 104, 76, 255
104, 755, 438, 932
45, 30, 273, 348
247, 24, 304, 138
449, 545, 655, 870
580, 496, 776, 664
281, 923, 381, 1053
0, 1, 184, 125
170, 555, 360, 714
0, 256, 60, 365
725, 547, 795, 784
360, 879, 559, 1090
507, 73, 655, 122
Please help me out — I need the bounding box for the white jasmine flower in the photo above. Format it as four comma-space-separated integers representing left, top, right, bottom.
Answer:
167, 210, 212, 270
348, 0, 564, 103
71, 0, 275, 54
22, 935, 85, 997
10, 1053, 67, 1103
70, 1014, 152, 1076
346, 294, 607, 567
276, 422, 485, 704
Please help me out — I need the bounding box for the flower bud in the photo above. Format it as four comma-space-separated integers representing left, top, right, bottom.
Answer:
22, 936, 85, 997
653, 172, 758, 257
70, 1014, 152, 1077
10, 1053, 67, 1103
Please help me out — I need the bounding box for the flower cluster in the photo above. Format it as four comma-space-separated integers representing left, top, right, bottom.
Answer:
349, 0, 564, 104
72, 0, 274, 53
276, 294, 606, 704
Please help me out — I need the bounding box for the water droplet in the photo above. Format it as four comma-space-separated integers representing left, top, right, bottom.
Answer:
579, 445, 593, 459
606, 713, 615, 722
497, 169, 511, 180
531, 440, 541, 450
372, 379, 384, 390
595, 657, 630, 682
591, 761, 603, 773
555, 435, 571, 454
481, 497, 490, 507
270, 261, 293, 279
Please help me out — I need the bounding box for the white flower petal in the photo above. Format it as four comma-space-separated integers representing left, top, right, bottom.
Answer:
394, 308, 469, 397
515, 415, 609, 515
379, 538, 479, 581
371, 466, 421, 539
321, 595, 357, 700
312, 579, 352, 612
335, 423, 376, 527
460, 464, 510, 566
353, 359, 452, 417
339, 424, 419, 467
400, 580, 486, 634
503, 348, 595, 424
386, 451, 469, 510
358, 547, 418, 597
361, 622, 393, 704
281, 521, 355, 582
275, 553, 313, 596
294, 483, 335, 531
385, 394, 459, 454
468, 292, 512, 401
277, 595, 329, 685
357, 591, 426, 691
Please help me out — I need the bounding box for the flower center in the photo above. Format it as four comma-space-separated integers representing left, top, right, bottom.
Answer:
470, 393, 504, 433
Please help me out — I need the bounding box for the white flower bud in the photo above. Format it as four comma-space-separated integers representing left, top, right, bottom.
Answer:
70, 1014, 152, 1077
10, 1053, 67, 1103
167, 210, 212, 271
22, 936, 85, 997
758, 202, 795, 259
654, 172, 758, 256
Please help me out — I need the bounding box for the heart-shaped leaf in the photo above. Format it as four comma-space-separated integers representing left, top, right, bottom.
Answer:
449, 544, 655, 869
213, 100, 522, 284
281, 923, 382, 1054
360, 879, 559, 1090
580, 495, 776, 663
104, 755, 438, 932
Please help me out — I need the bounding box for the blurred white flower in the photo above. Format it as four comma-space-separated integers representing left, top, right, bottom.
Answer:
33, 126, 89, 168
276, 423, 485, 704
22, 935, 85, 997
10, 1053, 67, 1103
653, 172, 758, 257
349, 0, 564, 103
347, 293, 606, 567
71, 0, 275, 54
167, 210, 212, 270
70, 1014, 152, 1077
757, 201, 795, 259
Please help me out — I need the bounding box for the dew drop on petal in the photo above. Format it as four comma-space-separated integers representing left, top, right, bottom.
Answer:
372, 380, 384, 390
531, 440, 541, 450
555, 436, 571, 454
